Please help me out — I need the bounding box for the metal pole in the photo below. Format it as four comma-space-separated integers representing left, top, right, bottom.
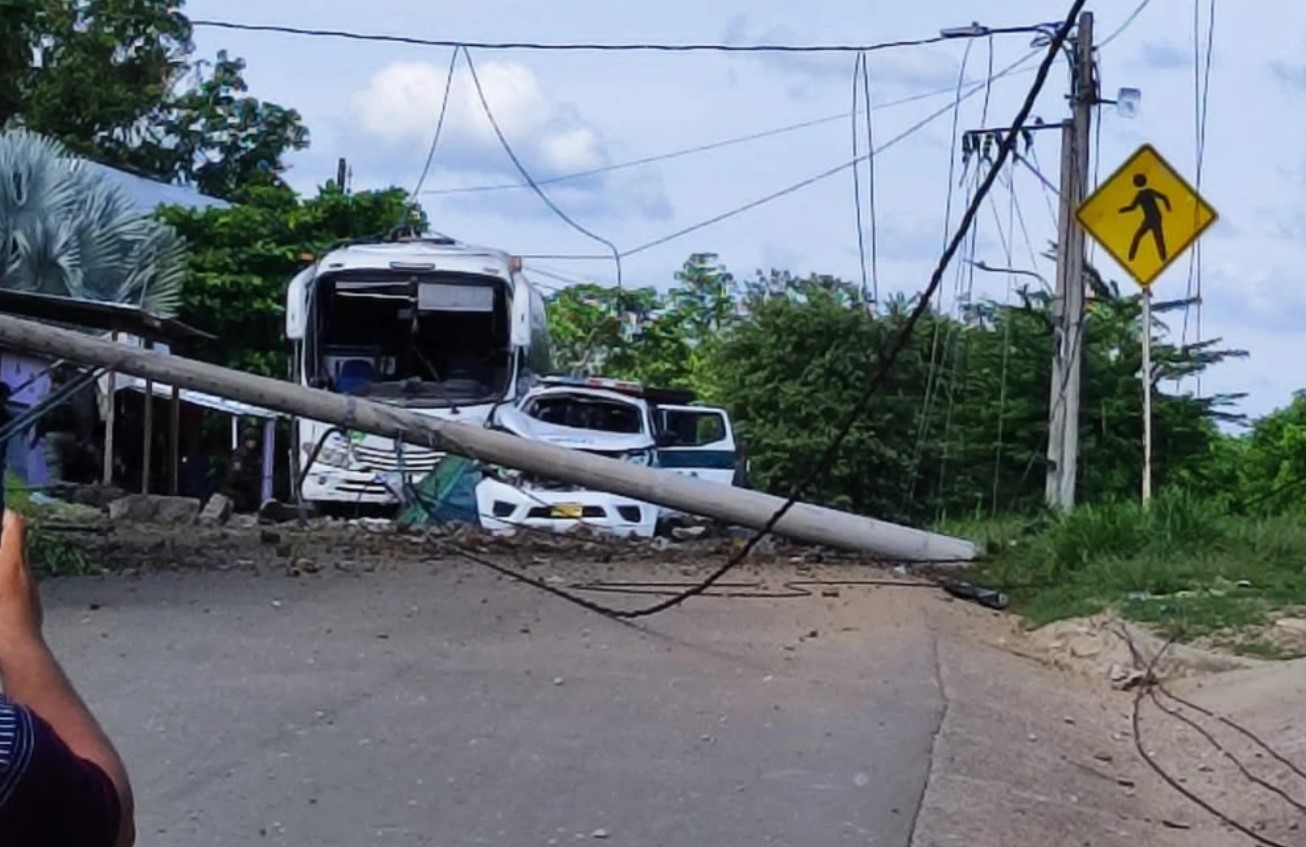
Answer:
0, 312, 978, 562
1141, 287, 1153, 507
102, 333, 117, 485
1045, 11, 1094, 511
169, 384, 181, 495
142, 340, 154, 494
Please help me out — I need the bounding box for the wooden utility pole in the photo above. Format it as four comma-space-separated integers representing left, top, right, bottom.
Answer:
1045, 11, 1095, 511
0, 312, 978, 563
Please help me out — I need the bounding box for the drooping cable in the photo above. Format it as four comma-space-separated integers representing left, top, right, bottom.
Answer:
860, 53, 880, 304
1180, 0, 1216, 395
422, 77, 990, 198
409, 48, 460, 200
191, 19, 1044, 53
908, 38, 976, 505
850, 52, 872, 306
460, 47, 624, 289
515, 48, 1045, 265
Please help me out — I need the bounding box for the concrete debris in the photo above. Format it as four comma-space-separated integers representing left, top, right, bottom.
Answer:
62, 484, 127, 509
108, 494, 201, 525
198, 493, 234, 526
590, 829, 609, 839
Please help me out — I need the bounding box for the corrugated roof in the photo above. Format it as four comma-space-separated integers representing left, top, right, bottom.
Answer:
81, 161, 231, 214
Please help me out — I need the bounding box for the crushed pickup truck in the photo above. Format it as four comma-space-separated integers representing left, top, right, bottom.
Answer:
476, 376, 744, 538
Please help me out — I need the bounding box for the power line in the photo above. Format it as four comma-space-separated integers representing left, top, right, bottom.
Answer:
860, 54, 881, 304
420, 73, 1040, 198
851, 52, 872, 304
1181, 0, 1216, 393
1098, 0, 1154, 47
907, 37, 976, 506
191, 19, 1044, 53
525, 47, 1045, 264
409, 47, 460, 199
460, 47, 625, 288
448, 0, 1084, 621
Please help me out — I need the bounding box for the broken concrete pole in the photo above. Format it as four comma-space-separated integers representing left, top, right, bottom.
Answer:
108, 494, 201, 525
0, 313, 978, 562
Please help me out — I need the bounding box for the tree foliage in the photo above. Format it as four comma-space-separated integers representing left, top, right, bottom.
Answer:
0, 129, 186, 316
158, 186, 421, 375
544, 257, 1246, 524
0, 0, 307, 200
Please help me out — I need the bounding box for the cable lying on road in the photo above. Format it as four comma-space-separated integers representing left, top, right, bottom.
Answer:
1121, 628, 1299, 846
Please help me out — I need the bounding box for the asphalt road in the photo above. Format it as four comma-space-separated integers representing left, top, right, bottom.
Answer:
43, 561, 947, 847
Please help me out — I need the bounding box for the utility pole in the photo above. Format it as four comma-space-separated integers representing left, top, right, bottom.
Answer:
0, 312, 979, 563
1045, 11, 1095, 511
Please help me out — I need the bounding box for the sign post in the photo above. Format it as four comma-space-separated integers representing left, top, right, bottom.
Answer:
1140, 287, 1153, 506
1076, 144, 1218, 507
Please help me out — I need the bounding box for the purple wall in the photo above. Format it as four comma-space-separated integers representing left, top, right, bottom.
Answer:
0, 352, 53, 487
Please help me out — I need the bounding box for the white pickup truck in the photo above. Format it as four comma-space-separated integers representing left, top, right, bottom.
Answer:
476, 376, 744, 537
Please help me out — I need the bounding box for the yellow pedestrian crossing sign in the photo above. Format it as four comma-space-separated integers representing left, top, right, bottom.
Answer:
1076, 144, 1217, 288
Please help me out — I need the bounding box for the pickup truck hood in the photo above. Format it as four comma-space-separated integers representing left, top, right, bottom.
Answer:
494, 406, 654, 453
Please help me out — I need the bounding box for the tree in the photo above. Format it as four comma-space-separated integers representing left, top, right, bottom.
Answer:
1, 1, 308, 200
543, 253, 741, 391
545, 254, 1243, 523
158, 186, 422, 376
0, 130, 186, 316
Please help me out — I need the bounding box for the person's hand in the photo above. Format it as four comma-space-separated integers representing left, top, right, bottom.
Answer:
0, 511, 43, 649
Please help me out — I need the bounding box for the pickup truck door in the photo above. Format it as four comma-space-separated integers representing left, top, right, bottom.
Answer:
653, 405, 739, 488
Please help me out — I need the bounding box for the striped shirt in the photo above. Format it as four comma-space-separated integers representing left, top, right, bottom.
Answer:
0, 696, 121, 846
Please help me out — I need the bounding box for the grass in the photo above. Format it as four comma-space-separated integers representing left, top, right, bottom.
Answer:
5, 472, 100, 577
949, 490, 1306, 652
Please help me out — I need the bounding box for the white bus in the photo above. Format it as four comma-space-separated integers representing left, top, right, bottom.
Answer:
284, 236, 552, 509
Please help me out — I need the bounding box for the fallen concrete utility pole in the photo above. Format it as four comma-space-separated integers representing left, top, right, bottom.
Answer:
0, 313, 978, 562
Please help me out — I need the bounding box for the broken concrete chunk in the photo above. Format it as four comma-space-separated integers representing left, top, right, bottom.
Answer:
198, 493, 234, 526
107, 494, 201, 525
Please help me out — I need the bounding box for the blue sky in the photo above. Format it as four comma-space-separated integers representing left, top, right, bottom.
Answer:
187, 0, 1301, 419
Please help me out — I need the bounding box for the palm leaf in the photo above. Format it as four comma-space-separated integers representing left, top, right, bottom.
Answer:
0, 130, 190, 318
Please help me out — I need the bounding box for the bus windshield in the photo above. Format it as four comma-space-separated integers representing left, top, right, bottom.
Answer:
308, 271, 513, 407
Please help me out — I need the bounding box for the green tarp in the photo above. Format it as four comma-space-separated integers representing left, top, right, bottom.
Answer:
398, 454, 482, 528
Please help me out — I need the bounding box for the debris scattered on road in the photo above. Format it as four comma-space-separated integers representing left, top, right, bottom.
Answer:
553, 677, 565, 686
1161, 819, 1191, 830
591, 828, 609, 839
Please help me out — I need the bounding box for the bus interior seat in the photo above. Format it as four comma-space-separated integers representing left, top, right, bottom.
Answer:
336, 359, 376, 395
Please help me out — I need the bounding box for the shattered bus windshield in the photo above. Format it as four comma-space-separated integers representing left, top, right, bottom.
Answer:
310, 272, 512, 406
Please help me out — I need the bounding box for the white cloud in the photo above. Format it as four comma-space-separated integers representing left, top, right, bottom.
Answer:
349, 59, 606, 177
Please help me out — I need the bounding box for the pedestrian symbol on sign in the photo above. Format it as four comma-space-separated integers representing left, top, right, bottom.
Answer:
1120, 174, 1171, 263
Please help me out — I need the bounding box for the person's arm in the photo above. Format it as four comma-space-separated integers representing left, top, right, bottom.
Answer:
0, 511, 135, 847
